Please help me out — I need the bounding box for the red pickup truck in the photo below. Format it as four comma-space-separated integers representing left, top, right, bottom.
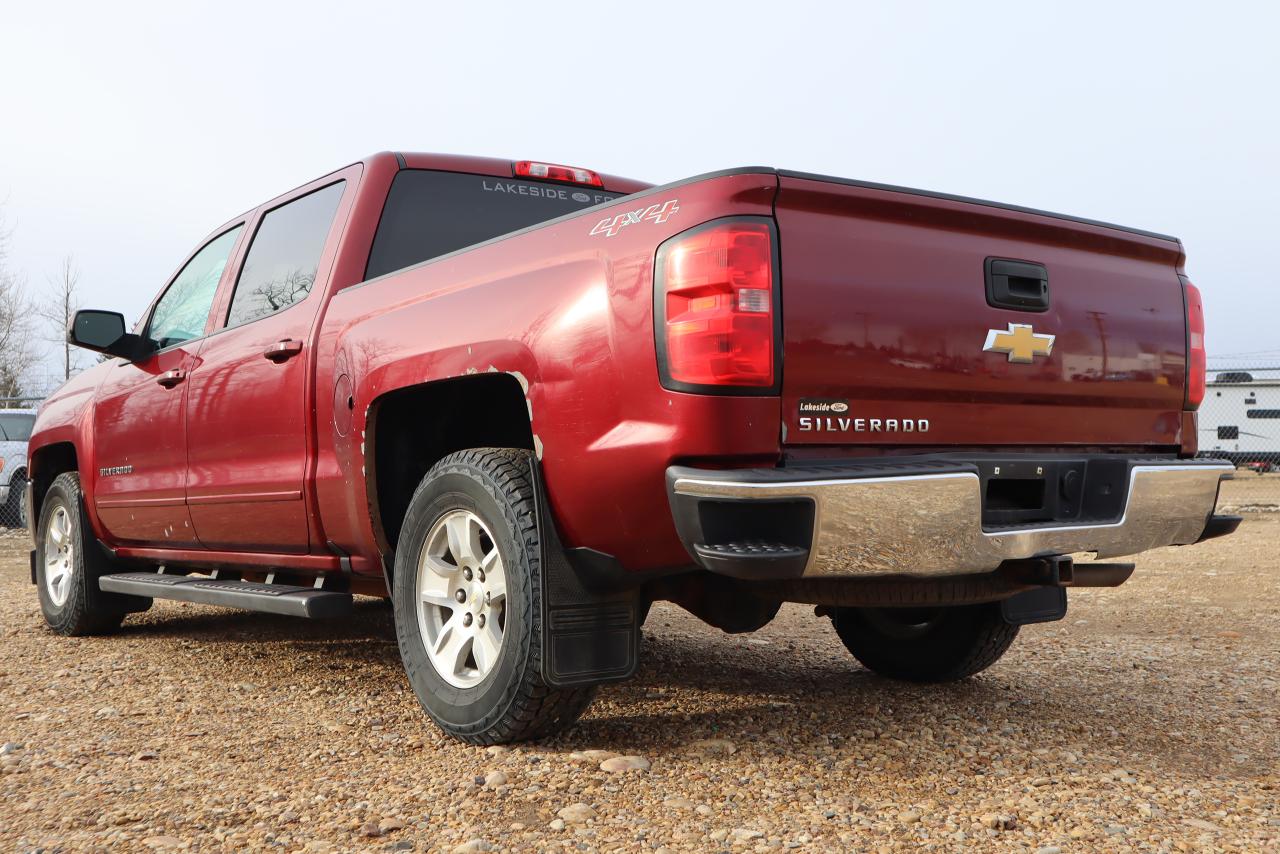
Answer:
28, 152, 1238, 744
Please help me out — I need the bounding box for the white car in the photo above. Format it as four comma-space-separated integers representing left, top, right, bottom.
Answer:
0, 409, 35, 527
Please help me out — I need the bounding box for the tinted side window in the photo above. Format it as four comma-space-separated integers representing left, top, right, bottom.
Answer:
1247, 410, 1280, 419
148, 226, 243, 348
1218, 425, 1239, 440
225, 182, 345, 328
365, 170, 620, 280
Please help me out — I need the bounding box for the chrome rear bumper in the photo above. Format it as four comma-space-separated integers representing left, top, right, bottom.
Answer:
667, 458, 1234, 579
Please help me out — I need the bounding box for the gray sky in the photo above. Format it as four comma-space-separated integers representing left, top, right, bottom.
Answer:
2, 1, 1277, 376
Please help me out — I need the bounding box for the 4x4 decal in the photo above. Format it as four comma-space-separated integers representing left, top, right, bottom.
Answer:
590, 199, 680, 238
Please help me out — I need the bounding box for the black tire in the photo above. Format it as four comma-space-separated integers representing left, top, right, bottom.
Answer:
35, 472, 151, 636
831, 602, 1018, 682
391, 448, 595, 744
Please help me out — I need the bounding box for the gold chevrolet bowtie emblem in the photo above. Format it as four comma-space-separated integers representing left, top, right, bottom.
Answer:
983, 323, 1055, 363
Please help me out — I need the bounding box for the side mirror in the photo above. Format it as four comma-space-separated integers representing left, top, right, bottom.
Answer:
69, 310, 154, 361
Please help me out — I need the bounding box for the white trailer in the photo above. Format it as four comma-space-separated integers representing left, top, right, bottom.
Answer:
1198, 374, 1280, 469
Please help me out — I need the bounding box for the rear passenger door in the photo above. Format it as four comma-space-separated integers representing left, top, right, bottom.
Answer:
184, 177, 350, 553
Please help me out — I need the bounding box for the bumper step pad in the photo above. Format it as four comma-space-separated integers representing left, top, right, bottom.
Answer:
98, 572, 353, 618
693, 541, 810, 577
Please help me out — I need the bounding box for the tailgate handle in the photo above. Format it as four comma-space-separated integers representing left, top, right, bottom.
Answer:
985, 258, 1049, 312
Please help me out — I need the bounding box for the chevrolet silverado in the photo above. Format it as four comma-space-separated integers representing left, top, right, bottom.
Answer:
27, 152, 1238, 743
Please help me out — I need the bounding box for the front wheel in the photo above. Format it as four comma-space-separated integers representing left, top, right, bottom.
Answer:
391, 448, 595, 744
36, 472, 151, 636
831, 602, 1019, 682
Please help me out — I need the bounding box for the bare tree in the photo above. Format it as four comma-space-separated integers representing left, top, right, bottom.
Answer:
36, 255, 83, 381
0, 209, 36, 400
230, 267, 314, 324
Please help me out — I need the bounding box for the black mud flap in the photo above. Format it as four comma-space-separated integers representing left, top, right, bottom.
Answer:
531, 463, 641, 688
1001, 586, 1068, 625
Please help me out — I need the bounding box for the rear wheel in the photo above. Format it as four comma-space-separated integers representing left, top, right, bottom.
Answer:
36, 472, 151, 636
391, 448, 595, 744
831, 602, 1018, 682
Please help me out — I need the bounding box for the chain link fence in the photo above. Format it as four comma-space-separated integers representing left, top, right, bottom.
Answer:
1198, 359, 1280, 515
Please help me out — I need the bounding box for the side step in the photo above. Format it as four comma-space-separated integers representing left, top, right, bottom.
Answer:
99, 572, 353, 618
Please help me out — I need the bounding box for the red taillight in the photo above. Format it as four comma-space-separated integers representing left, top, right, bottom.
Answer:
656, 219, 777, 389
514, 160, 603, 188
1184, 279, 1206, 409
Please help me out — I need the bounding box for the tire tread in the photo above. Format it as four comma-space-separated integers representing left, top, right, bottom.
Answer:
397, 448, 594, 745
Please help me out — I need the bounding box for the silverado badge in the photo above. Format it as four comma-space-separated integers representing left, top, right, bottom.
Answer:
983, 323, 1055, 364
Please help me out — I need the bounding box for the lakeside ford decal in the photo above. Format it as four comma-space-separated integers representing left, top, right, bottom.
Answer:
590, 199, 680, 238
481, 180, 618, 206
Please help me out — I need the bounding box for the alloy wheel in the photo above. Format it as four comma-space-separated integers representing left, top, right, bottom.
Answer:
43, 505, 74, 607
415, 509, 507, 688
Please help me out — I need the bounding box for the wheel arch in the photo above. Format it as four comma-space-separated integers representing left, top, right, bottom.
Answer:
366, 372, 537, 564
27, 441, 80, 535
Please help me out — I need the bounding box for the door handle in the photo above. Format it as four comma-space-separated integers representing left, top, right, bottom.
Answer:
156, 369, 186, 388
264, 339, 304, 363
985, 258, 1049, 312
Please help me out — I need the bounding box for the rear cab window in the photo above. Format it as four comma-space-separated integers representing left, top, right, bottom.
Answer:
225, 181, 346, 327
364, 171, 622, 281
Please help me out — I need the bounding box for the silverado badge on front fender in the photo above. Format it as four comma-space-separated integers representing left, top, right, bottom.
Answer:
983, 323, 1055, 364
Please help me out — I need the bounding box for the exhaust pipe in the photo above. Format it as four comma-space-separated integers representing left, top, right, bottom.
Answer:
1070, 562, 1135, 587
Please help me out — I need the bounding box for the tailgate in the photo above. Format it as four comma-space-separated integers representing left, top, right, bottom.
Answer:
775, 173, 1189, 449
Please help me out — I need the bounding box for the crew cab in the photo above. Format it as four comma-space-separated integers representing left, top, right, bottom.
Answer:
28, 153, 1238, 744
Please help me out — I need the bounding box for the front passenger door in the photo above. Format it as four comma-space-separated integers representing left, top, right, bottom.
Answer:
92, 226, 243, 546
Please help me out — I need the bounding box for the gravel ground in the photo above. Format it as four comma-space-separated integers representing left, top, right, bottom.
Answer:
1, 477, 1276, 853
